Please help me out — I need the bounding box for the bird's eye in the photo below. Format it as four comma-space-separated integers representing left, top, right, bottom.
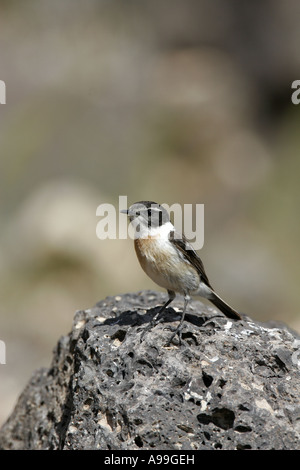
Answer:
136, 211, 140, 216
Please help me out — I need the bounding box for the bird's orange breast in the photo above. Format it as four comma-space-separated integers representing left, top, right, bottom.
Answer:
134, 235, 200, 294
134, 236, 167, 272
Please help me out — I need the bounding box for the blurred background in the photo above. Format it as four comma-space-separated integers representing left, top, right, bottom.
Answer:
1, 0, 300, 426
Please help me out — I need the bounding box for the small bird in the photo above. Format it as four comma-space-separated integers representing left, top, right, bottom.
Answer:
121, 201, 241, 343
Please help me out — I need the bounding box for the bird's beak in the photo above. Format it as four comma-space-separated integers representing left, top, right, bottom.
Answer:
120, 209, 129, 215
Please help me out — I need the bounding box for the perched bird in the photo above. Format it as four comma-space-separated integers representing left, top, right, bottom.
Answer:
121, 201, 241, 343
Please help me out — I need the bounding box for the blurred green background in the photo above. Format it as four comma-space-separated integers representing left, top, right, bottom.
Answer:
1, 0, 300, 426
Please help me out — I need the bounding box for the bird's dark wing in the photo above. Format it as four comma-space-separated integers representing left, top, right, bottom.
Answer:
169, 230, 213, 289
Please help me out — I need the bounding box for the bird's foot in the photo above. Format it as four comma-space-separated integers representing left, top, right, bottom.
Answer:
165, 325, 183, 347
139, 314, 165, 342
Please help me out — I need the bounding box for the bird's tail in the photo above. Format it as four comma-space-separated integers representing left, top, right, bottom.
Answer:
209, 292, 242, 320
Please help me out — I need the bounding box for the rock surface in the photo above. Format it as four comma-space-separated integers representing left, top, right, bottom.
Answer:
1, 290, 300, 450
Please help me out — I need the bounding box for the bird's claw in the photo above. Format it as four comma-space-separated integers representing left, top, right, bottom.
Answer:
139, 316, 165, 342
165, 325, 183, 346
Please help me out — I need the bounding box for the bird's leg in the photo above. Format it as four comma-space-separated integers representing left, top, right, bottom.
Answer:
166, 293, 190, 346
140, 290, 175, 341
151, 290, 176, 325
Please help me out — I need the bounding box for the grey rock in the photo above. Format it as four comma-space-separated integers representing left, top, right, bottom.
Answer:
0, 290, 300, 450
